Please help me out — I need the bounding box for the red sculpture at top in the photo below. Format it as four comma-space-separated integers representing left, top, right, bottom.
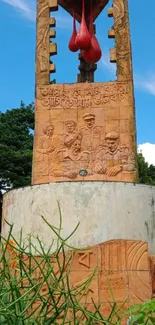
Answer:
68, 0, 103, 63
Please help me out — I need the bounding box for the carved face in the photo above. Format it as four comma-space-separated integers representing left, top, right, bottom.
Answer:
106, 138, 119, 153
46, 126, 54, 137
71, 139, 81, 153
66, 122, 76, 133
85, 118, 95, 129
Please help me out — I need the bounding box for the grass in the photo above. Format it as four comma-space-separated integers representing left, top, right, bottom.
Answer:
0, 203, 155, 324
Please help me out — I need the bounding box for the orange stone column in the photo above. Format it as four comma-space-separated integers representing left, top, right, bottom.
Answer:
32, 0, 137, 185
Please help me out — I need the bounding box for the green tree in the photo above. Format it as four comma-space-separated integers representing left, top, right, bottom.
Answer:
137, 152, 155, 185
0, 102, 34, 193
148, 164, 155, 185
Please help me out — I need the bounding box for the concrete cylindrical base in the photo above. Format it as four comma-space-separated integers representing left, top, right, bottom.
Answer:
2, 182, 155, 254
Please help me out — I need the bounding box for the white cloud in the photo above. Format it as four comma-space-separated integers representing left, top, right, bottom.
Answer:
1, 0, 72, 28
1, 0, 36, 21
135, 74, 155, 96
138, 143, 155, 166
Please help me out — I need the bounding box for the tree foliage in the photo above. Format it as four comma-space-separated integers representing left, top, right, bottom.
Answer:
137, 152, 155, 185
0, 102, 34, 192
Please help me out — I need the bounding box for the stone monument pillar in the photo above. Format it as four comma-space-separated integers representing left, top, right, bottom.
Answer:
32, 0, 137, 185
2, 0, 155, 312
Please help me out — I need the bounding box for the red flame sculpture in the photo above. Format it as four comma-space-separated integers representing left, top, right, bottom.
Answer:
83, 3, 102, 64
75, 0, 91, 50
68, 11, 78, 52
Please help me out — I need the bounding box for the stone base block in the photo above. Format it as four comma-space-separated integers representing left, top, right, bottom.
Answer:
2, 182, 155, 254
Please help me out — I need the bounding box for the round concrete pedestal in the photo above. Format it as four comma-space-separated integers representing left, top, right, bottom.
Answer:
2, 182, 155, 254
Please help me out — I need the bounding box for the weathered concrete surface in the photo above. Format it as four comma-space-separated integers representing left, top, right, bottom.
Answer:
2, 182, 155, 254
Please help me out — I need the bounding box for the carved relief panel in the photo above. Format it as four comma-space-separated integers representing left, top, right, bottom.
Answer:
32, 81, 137, 184
23, 240, 153, 323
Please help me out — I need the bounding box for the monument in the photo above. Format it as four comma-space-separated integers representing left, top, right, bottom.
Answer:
33, 0, 137, 184
2, 0, 155, 319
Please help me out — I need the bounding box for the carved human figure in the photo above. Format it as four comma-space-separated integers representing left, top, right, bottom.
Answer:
50, 136, 90, 179
35, 123, 59, 176
36, 124, 57, 156
80, 113, 103, 154
95, 131, 135, 176
64, 120, 81, 148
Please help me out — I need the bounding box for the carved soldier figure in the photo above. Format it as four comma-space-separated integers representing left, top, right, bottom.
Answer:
80, 113, 103, 153
95, 131, 135, 176
50, 136, 90, 179
64, 120, 81, 148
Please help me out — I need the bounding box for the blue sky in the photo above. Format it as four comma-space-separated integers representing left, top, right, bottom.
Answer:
0, 0, 155, 163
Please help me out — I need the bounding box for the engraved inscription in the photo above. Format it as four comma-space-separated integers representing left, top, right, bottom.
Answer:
78, 251, 93, 268
38, 83, 128, 109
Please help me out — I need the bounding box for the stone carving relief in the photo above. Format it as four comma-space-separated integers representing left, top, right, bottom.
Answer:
24, 240, 153, 322
35, 118, 135, 181
36, 123, 56, 155
64, 120, 81, 148
109, 0, 132, 81
36, 123, 62, 161
36, 0, 49, 83
80, 113, 102, 154
101, 240, 149, 272
38, 82, 128, 109
95, 131, 135, 176
50, 133, 90, 179
35, 123, 61, 176
113, 0, 125, 28
78, 251, 93, 268
36, 0, 57, 84
33, 82, 136, 183
149, 256, 155, 298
